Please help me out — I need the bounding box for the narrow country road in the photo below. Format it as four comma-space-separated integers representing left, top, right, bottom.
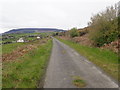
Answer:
43, 38, 118, 88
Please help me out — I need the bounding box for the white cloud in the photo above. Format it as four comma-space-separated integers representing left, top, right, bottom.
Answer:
0, 0, 119, 33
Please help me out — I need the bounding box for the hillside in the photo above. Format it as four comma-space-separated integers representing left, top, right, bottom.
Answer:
4, 28, 64, 34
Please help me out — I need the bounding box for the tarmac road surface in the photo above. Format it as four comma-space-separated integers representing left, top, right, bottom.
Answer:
43, 38, 118, 88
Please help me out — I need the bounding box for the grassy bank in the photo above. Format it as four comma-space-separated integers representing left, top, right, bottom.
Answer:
2, 43, 27, 54
57, 38, 119, 80
2, 39, 52, 88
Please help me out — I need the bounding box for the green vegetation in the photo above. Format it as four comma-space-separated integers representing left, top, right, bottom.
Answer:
69, 28, 79, 38
0, 45, 2, 55
2, 32, 53, 44
79, 29, 88, 36
57, 38, 119, 80
2, 39, 52, 88
2, 43, 27, 54
73, 76, 86, 88
88, 6, 118, 47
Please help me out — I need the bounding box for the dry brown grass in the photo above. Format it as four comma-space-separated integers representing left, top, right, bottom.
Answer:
2, 40, 47, 62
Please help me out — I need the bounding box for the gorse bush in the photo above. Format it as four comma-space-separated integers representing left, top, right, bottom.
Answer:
88, 6, 118, 47
70, 28, 79, 38
79, 29, 88, 36
118, 16, 120, 38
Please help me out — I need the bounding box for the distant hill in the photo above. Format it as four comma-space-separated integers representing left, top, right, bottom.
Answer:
4, 28, 65, 34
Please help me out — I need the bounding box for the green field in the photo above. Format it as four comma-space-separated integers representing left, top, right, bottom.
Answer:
2, 43, 27, 54
57, 38, 119, 81
2, 32, 53, 44
2, 39, 53, 88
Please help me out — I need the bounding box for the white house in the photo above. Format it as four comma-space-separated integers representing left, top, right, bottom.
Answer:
17, 38, 24, 42
37, 36, 40, 39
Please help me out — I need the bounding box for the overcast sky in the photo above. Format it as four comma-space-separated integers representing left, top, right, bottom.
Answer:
0, 0, 119, 33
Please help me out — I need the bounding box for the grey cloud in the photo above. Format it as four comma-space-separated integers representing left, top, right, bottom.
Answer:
0, 0, 119, 33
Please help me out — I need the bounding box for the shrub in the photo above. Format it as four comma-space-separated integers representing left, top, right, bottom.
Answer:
118, 16, 120, 38
79, 30, 88, 36
88, 6, 118, 47
70, 28, 79, 38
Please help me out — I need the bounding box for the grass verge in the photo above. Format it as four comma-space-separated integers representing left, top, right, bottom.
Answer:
57, 38, 119, 81
2, 39, 52, 88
